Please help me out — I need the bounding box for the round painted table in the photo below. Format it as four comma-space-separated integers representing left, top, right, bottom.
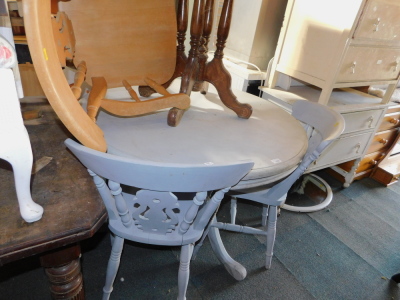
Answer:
95, 80, 308, 190
92, 80, 308, 280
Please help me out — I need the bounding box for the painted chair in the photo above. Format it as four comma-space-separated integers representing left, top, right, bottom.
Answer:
0, 34, 43, 222
65, 138, 253, 300
194, 100, 344, 280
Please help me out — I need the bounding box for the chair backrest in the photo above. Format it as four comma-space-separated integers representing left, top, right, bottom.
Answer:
238, 100, 344, 204
58, 0, 177, 88
292, 100, 345, 157
65, 138, 253, 245
22, 0, 179, 152
265, 100, 344, 202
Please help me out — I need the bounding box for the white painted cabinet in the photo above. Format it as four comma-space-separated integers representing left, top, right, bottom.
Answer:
261, 0, 400, 186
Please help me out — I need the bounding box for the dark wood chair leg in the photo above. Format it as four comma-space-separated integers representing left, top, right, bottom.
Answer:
40, 243, 84, 300
203, 0, 252, 119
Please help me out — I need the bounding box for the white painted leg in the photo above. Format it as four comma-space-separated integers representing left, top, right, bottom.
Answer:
230, 197, 237, 224
208, 218, 247, 281
177, 243, 194, 300
261, 205, 268, 227
1, 129, 43, 223
265, 206, 277, 269
103, 236, 124, 300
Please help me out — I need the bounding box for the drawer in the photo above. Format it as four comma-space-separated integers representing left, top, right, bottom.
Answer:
378, 112, 400, 131
337, 46, 400, 82
353, 0, 400, 44
338, 151, 386, 173
308, 131, 372, 171
368, 128, 398, 153
341, 109, 383, 134
386, 104, 400, 114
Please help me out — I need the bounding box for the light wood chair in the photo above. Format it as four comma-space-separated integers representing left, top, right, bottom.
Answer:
22, 0, 194, 153
194, 100, 345, 280
65, 138, 253, 300
0, 34, 43, 222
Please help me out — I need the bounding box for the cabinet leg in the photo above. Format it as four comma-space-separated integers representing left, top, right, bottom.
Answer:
40, 243, 84, 300
343, 158, 361, 188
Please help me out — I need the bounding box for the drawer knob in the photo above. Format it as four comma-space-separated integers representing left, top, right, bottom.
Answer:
373, 17, 381, 32
378, 138, 389, 145
351, 61, 357, 74
389, 118, 400, 125
367, 116, 374, 128
394, 60, 400, 72
355, 142, 361, 154
369, 160, 378, 165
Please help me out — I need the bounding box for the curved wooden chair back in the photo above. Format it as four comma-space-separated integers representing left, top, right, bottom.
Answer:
22, 0, 190, 153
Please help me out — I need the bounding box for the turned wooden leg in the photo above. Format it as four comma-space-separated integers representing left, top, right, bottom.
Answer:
168, 0, 206, 127
177, 244, 194, 300
203, 0, 252, 119
193, 0, 214, 92
139, 0, 189, 97
265, 206, 277, 269
40, 244, 84, 300
103, 236, 124, 300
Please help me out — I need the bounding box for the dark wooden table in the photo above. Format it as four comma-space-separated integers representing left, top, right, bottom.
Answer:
0, 102, 107, 299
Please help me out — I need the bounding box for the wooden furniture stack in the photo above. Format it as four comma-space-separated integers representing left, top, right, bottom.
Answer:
261, 0, 400, 187
370, 106, 400, 185
336, 103, 400, 182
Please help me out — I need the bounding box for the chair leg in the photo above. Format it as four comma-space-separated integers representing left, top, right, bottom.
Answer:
265, 206, 278, 269
230, 197, 237, 224
103, 236, 124, 300
178, 244, 194, 300
261, 205, 269, 227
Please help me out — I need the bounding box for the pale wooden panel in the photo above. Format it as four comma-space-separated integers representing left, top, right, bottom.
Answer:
353, 0, 400, 45
276, 0, 362, 83
337, 46, 400, 82
59, 0, 177, 88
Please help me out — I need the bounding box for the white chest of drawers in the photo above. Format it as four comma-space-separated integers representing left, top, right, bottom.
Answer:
261, 0, 400, 186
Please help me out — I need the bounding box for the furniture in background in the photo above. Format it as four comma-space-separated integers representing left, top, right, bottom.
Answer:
371, 127, 400, 185
65, 138, 253, 300
23, 0, 253, 140
262, 0, 400, 188
0, 33, 43, 223
90, 80, 309, 281
0, 102, 107, 300
334, 102, 400, 183
195, 100, 344, 280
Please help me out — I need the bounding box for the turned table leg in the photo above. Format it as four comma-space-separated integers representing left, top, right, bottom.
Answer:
139, 0, 189, 97
40, 243, 85, 300
203, 0, 252, 119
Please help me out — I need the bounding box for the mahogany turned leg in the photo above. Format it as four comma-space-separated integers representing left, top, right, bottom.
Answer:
193, 0, 214, 93
40, 244, 84, 300
168, 0, 206, 126
139, 0, 189, 97
204, 0, 252, 119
